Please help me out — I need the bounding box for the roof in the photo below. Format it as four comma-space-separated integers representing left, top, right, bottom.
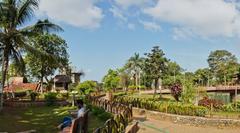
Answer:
4, 83, 38, 92
54, 75, 72, 83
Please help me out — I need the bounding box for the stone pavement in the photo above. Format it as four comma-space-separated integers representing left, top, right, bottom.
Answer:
134, 116, 240, 133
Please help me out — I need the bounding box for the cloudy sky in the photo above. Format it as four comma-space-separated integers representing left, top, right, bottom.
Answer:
37, 0, 240, 81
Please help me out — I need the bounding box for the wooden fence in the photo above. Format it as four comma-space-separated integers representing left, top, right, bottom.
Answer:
88, 96, 138, 133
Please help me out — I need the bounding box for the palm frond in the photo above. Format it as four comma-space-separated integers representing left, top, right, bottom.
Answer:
10, 45, 26, 75
20, 19, 63, 35
32, 19, 63, 33
17, 0, 39, 26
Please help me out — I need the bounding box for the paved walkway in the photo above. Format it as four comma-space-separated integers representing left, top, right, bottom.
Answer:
134, 116, 239, 133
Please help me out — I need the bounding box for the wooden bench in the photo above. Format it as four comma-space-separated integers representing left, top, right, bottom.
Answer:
61, 110, 89, 133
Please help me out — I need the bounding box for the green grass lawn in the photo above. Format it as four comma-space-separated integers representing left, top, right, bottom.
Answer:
0, 106, 105, 133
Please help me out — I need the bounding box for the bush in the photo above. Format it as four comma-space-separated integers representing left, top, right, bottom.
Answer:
91, 106, 112, 121
221, 104, 235, 112
180, 82, 196, 104
115, 96, 208, 117
170, 84, 182, 101
221, 101, 240, 112
44, 92, 57, 106
198, 97, 223, 110
30, 92, 38, 101
14, 91, 27, 98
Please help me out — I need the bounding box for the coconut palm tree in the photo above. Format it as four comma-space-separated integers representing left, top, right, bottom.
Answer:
125, 53, 144, 90
0, 0, 62, 109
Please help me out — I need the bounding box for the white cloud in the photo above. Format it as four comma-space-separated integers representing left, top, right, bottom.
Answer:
109, 6, 127, 22
144, 0, 240, 38
38, 0, 103, 29
139, 20, 161, 32
115, 0, 153, 9
172, 27, 195, 40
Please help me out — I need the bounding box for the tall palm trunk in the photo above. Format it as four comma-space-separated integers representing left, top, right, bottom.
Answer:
0, 48, 9, 110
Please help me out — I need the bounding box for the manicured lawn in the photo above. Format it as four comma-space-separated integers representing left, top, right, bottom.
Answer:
0, 106, 105, 133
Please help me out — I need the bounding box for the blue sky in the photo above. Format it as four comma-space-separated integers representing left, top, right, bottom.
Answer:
36, 0, 240, 81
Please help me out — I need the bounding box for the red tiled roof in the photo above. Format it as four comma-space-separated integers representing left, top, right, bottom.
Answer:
4, 83, 38, 92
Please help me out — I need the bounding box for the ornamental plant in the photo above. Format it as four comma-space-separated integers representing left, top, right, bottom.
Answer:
170, 84, 182, 101
198, 97, 223, 110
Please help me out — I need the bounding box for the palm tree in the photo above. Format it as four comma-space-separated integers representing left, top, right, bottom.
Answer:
125, 53, 144, 90
0, 0, 62, 110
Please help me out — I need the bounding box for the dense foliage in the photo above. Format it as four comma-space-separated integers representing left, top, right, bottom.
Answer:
0, 0, 62, 108
102, 69, 120, 91
170, 84, 182, 101
180, 82, 197, 104
115, 96, 208, 117
76, 80, 97, 95
44, 92, 57, 106
144, 46, 168, 96
198, 97, 223, 110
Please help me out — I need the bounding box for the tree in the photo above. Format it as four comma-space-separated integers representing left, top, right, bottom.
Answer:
144, 46, 168, 97
25, 34, 69, 93
102, 69, 120, 91
76, 80, 97, 95
208, 50, 239, 85
162, 61, 183, 87
194, 68, 212, 86
125, 53, 144, 90
0, 0, 62, 109
118, 68, 130, 91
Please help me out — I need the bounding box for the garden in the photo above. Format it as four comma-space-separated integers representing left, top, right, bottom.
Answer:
1, 0, 240, 133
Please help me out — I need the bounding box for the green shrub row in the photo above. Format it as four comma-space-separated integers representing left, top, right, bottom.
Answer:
91, 106, 112, 121
221, 101, 240, 112
115, 96, 208, 117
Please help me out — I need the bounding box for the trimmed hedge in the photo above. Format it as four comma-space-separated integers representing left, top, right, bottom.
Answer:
115, 96, 208, 117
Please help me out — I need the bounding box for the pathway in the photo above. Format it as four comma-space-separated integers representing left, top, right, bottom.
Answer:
133, 115, 240, 133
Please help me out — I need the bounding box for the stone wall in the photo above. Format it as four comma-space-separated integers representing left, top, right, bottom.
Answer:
133, 107, 240, 128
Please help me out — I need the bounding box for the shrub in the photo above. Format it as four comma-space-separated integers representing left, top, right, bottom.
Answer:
44, 92, 57, 106
14, 90, 28, 98
221, 104, 235, 112
198, 97, 223, 110
115, 96, 208, 117
30, 92, 38, 101
92, 106, 112, 121
180, 82, 196, 104
170, 84, 182, 101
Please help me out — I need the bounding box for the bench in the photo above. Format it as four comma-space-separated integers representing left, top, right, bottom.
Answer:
61, 110, 89, 133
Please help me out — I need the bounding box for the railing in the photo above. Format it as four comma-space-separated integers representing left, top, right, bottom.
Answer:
88, 96, 136, 133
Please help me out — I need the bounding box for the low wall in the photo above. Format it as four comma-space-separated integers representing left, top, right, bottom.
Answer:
133, 107, 240, 128
3, 100, 69, 107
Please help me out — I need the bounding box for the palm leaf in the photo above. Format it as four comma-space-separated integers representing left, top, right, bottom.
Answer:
17, 0, 39, 26
9, 45, 26, 75
32, 19, 63, 33
20, 19, 63, 35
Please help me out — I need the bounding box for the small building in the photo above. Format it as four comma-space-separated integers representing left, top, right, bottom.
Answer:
71, 72, 83, 84
53, 75, 72, 90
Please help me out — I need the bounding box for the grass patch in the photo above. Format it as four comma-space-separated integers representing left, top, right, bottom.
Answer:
0, 106, 104, 133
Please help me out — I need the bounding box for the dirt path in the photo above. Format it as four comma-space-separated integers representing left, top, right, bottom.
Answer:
134, 116, 240, 133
